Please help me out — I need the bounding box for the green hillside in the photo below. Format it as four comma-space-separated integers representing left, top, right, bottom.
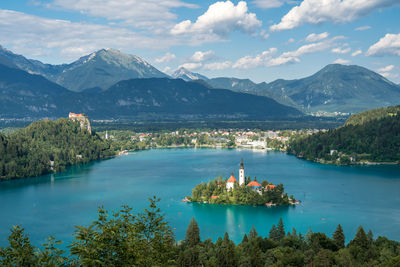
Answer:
288, 107, 400, 164
0, 118, 114, 181
345, 105, 400, 126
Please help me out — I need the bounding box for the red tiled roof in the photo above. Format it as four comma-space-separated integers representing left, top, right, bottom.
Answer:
227, 173, 237, 183
211, 195, 219, 199
69, 112, 84, 117
266, 184, 276, 190
247, 181, 261, 187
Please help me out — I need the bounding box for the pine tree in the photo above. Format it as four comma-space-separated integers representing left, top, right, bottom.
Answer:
0, 225, 37, 266
269, 224, 277, 241
241, 234, 249, 244
185, 217, 200, 247
277, 218, 285, 241
367, 229, 374, 245
333, 224, 345, 249
249, 226, 258, 240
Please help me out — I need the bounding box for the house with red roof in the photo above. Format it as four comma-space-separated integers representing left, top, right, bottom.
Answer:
226, 173, 237, 191
266, 184, 276, 191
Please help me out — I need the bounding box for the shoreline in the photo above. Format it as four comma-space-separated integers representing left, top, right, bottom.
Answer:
181, 197, 300, 207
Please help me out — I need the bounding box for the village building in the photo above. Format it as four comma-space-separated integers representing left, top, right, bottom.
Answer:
226, 173, 237, 190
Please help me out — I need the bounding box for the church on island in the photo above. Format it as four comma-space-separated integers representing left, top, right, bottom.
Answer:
226, 159, 276, 192
186, 159, 298, 206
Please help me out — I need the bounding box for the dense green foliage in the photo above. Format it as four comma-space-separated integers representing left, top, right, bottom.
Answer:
1, 200, 400, 266
345, 105, 400, 126
288, 111, 400, 164
189, 177, 292, 206
0, 118, 114, 181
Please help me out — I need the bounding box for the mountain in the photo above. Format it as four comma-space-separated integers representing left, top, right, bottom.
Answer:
0, 64, 78, 118
261, 64, 400, 113
55, 48, 168, 92
0, 63, 302, 120
80, 78, 302, 120
0, 46, 168, 92
205, 77, 299, 108
0, 45, 64, 79
171, 67, 209, 81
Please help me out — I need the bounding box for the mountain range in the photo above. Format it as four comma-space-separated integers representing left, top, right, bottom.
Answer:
1, 45, 400, 119
0, 62, 301, 120
0, 46, 167, 92
177, 66, 400, 113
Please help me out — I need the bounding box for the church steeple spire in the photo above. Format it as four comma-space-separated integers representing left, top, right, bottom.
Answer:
239, 159, 245, 185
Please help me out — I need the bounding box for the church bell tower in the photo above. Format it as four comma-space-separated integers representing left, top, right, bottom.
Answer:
239, 159, 245, 185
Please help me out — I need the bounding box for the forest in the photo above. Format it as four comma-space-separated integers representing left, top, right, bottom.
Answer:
189, 177, 293, 206
0, 118, 114, 181
1, 197, 399, 266
288, 107, 400, 164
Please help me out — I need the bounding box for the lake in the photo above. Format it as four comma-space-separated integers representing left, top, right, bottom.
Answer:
1, 148, 400, 247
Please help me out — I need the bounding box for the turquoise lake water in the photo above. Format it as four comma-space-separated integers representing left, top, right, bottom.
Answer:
1, 148, 400, 247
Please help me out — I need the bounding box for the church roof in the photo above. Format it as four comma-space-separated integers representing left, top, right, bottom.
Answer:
247, 181, 261, 187
266, 184, 276, 190
227, 173, 237, 183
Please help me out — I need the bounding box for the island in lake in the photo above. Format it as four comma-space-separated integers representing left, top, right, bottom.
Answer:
185, 160, 298, 206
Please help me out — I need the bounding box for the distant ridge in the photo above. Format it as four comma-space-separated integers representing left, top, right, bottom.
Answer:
0, 46, 168, 92
171, 67, 209, 81
2, 45, 400, 114
0, 63, 302, 120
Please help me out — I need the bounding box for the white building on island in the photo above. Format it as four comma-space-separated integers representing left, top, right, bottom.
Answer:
226, 173, 237, 191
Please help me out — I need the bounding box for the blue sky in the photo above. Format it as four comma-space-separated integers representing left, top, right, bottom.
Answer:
1, 0, 399, 83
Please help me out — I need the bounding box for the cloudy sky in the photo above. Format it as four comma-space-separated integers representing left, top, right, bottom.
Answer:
1, 0, 400, 83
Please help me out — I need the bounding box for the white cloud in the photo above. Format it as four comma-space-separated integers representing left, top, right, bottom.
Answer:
378, 65, 395, 72
355, 25, 371, 31
377, 66, 398, 79
179, 62, 202, 70
331, 47, 351, 54
189, 50, 216, 62
260, 29, 270, 40
162, 66, 172, 73
333, 58, 350, 64
366, 33, 400, 56
203, 61, 232, 70
232, 36, 340, 69
252, 0, 285, 9
282, 38, 336, 57
49, 0, 198, 32
351, 49, 362, 56
0, 9, 172, 62
270, 0, 398, 31
287, 38, 295, 43
305, 32, 329, 42
155, 52, 176, 63
268, 56, 300, 66
379, 72, 398, 79
232, 48, 278, 69
171, 1, 261, 38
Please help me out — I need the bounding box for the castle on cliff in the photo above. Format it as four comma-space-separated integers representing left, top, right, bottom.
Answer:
69, 112, 92, 134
